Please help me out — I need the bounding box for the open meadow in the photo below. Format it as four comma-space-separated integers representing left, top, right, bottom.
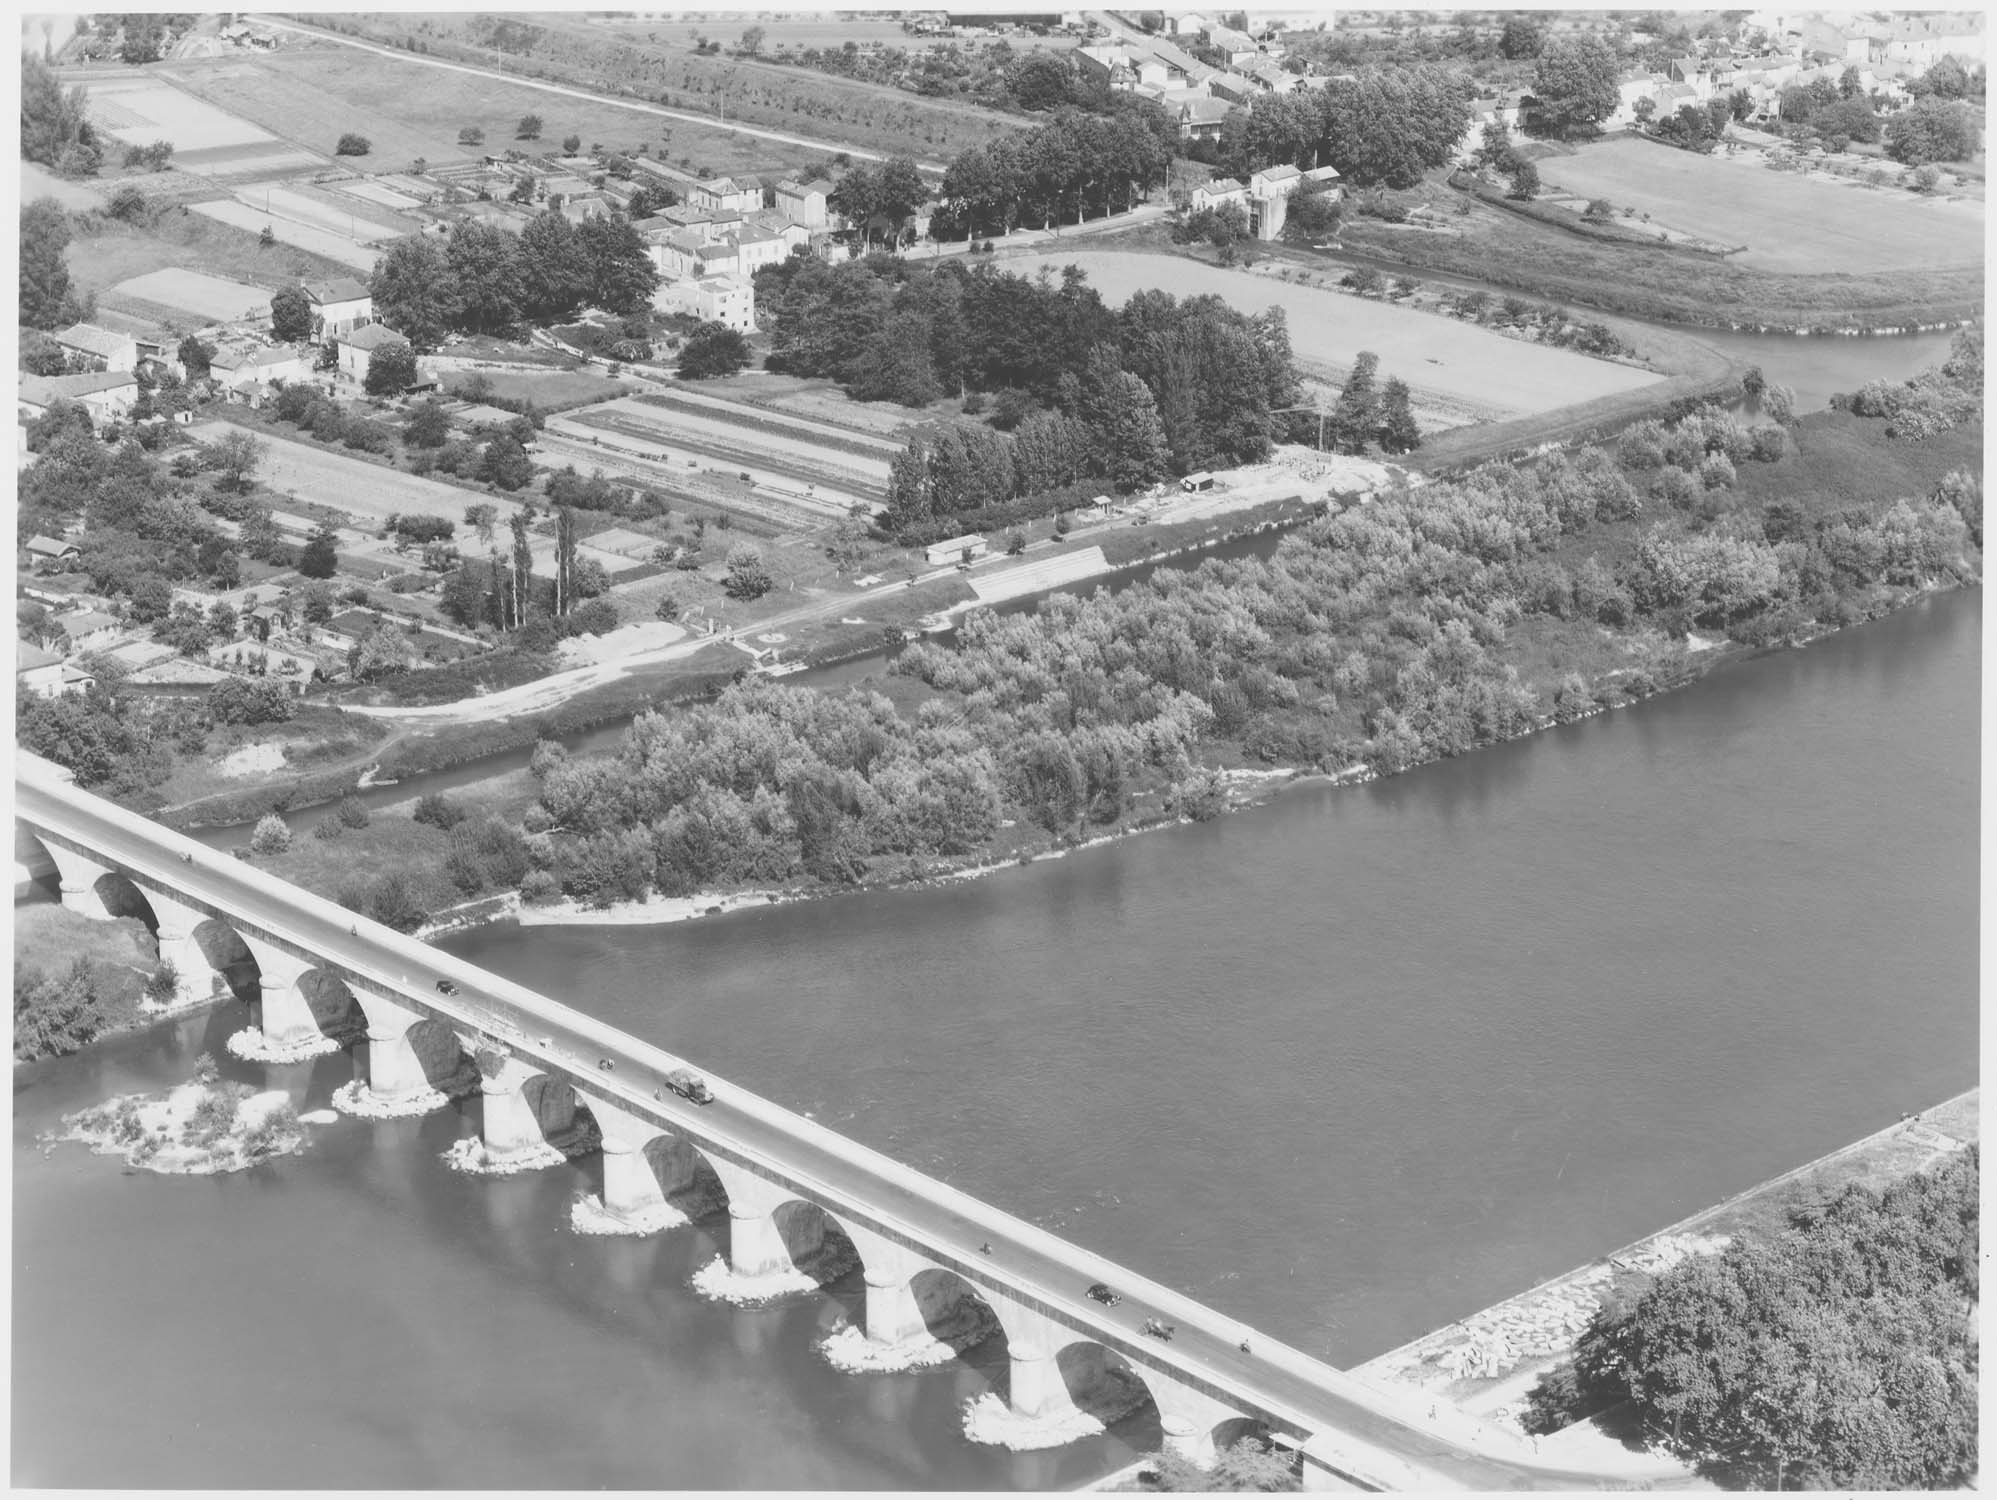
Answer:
187, 200, 380, 271
157, 45, 818, 181
1017, 249, 1662, 423
190, 425, 521, 529
111, 268, 272, 322
1539, 137, 1986, 275
73, 69, 276, 152
68, 207, 355, 320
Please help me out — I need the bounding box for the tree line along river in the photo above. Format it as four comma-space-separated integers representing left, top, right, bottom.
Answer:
15, 581, 1977, 1488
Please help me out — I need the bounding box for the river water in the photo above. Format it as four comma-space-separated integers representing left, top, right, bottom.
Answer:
16, 586, 1978, 1487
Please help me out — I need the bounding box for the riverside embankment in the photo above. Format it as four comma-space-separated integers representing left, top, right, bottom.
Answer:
1354, 1088, 1980, 1437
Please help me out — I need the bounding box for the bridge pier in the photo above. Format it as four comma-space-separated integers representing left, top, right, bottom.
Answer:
480, 1058, 554, 1169
707, 1159, 795, 1278
236, 933, 336, 1058
361, 998, 434, 1108
1152, 1383, 1249, 1469
139, 888, 217, 1006
844, 1226, 929, 1347
1006, 1340, 1083, 1424
42, 842, 115, 919
588, 1099, 670, 1223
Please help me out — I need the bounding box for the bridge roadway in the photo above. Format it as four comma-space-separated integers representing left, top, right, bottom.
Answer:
19, 761, 1614, 1490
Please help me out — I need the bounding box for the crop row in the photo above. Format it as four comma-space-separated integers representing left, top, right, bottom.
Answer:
633, 392, 900, 463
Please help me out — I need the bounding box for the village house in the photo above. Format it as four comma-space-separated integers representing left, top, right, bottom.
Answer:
337, 323, 410, 386
1247, 163, 1303, 239
1203, 24, 1262, 66
19, 371, 139, 423
1175, 95, 1233, 141
689, 176, 763, 216
303, 278, 374, 341
653, 275, 755, 333
1190, 177, 1250, 212
775, 178, 835, 229
210, 344, 314, 395
17, 641, 94, 699
53, 608, 122, 654
51, 323, 140, 373
24, 535, 81, 570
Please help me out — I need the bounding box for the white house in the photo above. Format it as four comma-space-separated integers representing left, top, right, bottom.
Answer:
1174, 12, 1210, 36
19, 371, 139, 422
303, 277, 373, 341
17, 641, 93, 699
51, 323, 140, 372
654, 274, 756, 332
1248, 163, 1303, 239
775, 177, 834, 228
210, 344, 313, 393
24, 535, 81, 568
1204, 24, 1261, 66
1176, 96, 1233, 141
337, 323, 409, 386
1190, 177, 1250, 212
690, 176, 763, 216
924, 534, 988, 568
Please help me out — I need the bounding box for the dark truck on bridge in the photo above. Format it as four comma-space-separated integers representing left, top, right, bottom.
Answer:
662, 1067, 714, 1105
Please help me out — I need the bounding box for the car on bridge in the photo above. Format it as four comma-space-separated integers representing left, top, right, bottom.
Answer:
1086, 1282, 1122, 1306
663, 1067, 714, 1105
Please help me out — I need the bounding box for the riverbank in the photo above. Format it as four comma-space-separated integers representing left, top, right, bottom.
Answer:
1353, 1089, 1980, 1434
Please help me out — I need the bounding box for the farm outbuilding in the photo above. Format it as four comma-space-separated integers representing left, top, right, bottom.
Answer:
924, 534, 989, 567
1181, 471, 1216, 492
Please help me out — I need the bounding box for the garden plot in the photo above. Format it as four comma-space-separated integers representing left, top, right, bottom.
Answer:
110, 269, 272, 323
1539, 136, 1986, 275
174, 141, 327, 179
187, 201, 380, 272
1022, 250, 1662, 424
327, 178, 427, 213
233, 185, 416, 242
578, 397, 896, 489
82, 74, 275, 152
188, 426, 517, 529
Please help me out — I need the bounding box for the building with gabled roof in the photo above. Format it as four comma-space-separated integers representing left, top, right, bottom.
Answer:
19, 371, 139, 422
337, 322, 410, 386
304, 277, 373, 340
52, 323, 140, 372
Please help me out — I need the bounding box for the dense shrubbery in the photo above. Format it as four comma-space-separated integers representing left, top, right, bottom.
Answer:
1843, 324, 1983, 440
523, 382, 1979, 902
1531, 1147, 1977, 1488
15, 957, 119, 1061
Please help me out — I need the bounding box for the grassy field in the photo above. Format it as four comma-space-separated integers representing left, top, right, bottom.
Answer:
332, 11, 1016, 164
21, 160, 105, 210
192, 423, 524, 529
112, 267, 273, 321
1014, 248, 1663, 422
1539, 137, 1986, 276
158, 44, 818, 181
1339, 177, 1986, 331
68, 202, 355, 318
76, 69, 276, 151
443, 369, 631, 411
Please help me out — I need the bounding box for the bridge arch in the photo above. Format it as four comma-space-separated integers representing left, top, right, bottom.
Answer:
637, 1133, 729, 1219
1210, 1415, 1275, 1454
517, 1073, 602, 1157
1049, 1337, 1165, 1442
768, 1198, 864, 1286
902, 1264, 1008, 1359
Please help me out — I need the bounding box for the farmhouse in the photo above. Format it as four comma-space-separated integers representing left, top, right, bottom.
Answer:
304, 278, 374, 341
210, 344, 314, 393
1191, 177, 1250, 212
24, 535, 81, 568
338, 323, 410, 386
51, 323, 140, 372
17, 641, 93, 700
19, 371, 139, 422
775, 178, 834, 228
654, 274, 756, 332
689, 176, 763, 216
924, 534, 989, 567
1175, 96, 1233, 140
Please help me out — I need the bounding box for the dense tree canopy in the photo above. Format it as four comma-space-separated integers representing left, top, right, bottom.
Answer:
1885, 96, 1979, 165
1525, 36, 1621, 138
1562, 1148, 1977, 1489
21, 56, 102, 176
20, 198, 78, 330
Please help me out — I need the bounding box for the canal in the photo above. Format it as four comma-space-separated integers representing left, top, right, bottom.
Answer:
16, 585, 1978, 1487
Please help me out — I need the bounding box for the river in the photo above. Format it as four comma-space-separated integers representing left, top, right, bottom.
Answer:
16, 586, 1978, 1487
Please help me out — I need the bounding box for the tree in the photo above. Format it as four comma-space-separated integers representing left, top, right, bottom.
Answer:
480, 434, 533, 492
1499, 15, 1544, 59
458, 125, 485, 147
404, 397, 450, 448
370, 234, 458, 350
1378, 377, 1421, 453
724, 545, 775, 600
20, 198, 78, 330
1885, 97, 1977, 165
1315, 66, 1474, 189
562, 133, 582, 153
677, 321, 751, 379
1330, 351, 1380, 453
363, 340, 418, 396
335, 132, 371, 156
446, 218, 523, 333
575, 211, 659, 314
21, 56, 102, 177
250, 814, 292, 855
206, 429, 268, 492
738, 25, 764, 56
463, 502, 499, 547
298, 524, 340, 579
1508, 158, 1541, 199
825, 521, 867, 574
1526, 36, 1621, 138
516, 112, 543, 140
270, 284, 312, 343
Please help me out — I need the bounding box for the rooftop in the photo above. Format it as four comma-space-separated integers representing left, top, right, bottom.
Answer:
343, 323, 408, 351
304, 277, 370, 304
53, 323, 135, 357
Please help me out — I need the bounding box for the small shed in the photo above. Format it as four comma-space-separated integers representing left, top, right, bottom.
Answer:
923, 534, 989, 568
1181, 471, 1216, 492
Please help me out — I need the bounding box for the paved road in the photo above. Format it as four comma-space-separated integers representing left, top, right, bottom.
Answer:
21, 757, 1677, 1491
250, 15, 951, 173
